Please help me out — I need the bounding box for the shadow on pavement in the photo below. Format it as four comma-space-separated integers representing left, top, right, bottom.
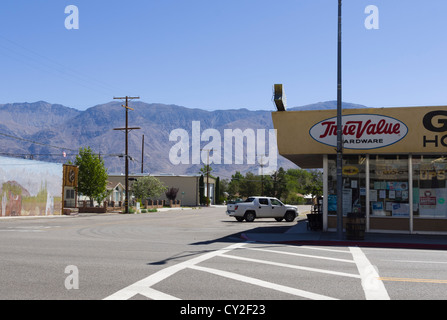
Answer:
146, 223, 296, 266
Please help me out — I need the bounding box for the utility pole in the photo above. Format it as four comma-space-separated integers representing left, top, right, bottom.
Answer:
113, 96, 140, 214
141, 134, 145, 174
201, 149, 211, 206
336, 0, 344, 239
258, 155, 265, 196
206, 151, 210, 206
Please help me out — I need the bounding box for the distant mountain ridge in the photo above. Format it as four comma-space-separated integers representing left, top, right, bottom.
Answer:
0, 100, 367, 178
289, 101, 368, 111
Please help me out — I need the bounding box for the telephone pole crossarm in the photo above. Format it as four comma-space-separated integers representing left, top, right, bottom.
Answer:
114, 96, 140, 100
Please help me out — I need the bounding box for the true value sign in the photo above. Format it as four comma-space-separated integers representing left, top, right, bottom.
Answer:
309, 114, 408, 150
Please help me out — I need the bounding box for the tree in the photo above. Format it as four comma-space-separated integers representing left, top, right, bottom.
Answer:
199, 163, 212, 176
199, 174, 205, 204
228, 171, 243, 199
94, 189, 112, 206
199, 164, 213, 205
218, 178, 230, 203
307, 169, 323, 197
284, 168, 323, 204
286, 168, 311, 194
165, 187, 179, 201
264, 167, 287, 199
214, 177, 220, 204
239, 172, 261, 198
75, 147, 108, 206
132, 176, 167, 202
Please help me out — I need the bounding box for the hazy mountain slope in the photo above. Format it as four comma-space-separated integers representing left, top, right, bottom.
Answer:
0, 100, 367, 178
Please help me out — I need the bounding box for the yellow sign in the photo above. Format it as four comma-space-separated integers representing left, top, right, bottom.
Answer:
343, 166, 359, 176
63, 165, 78, 187
420, 170, 446, 180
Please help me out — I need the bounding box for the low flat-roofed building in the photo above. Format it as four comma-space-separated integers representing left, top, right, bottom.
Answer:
272, 105, 447, 234
108, 174, 216, 206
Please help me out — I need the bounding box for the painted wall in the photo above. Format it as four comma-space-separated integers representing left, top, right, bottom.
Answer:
0, 156, 62, 216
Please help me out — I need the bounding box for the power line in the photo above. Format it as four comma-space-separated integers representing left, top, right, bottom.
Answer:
0, 153, 123, 158
0, 34, 120, 98
0, 131, 76, 152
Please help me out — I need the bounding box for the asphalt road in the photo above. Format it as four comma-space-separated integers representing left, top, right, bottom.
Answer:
0, 206, 291, 300
1, 206, 447, 302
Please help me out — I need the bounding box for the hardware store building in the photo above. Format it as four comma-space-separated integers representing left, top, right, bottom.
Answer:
272, 106, 447, 234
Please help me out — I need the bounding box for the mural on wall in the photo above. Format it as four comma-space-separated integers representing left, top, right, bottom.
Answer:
0, 156, 62, 216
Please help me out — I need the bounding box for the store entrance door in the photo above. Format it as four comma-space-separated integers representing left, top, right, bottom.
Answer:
327, 155, 367, 221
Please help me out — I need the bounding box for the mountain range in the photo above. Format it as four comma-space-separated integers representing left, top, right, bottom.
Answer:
0, 100, 367, 179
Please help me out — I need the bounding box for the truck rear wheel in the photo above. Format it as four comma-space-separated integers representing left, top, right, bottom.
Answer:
284, 211, 296, 222
244, 211, 256, 222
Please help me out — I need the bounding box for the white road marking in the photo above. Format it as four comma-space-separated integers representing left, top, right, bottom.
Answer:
0, 226, 59, 233
297, 245, 352, 254
245, 247, 355, 263
0, 230, 44, 232
190, 265, 338, 300
389, 260, 447, 264
105, 242, 390, 300
221, 254, 361, 279
104, 242, 246, 300
136, 287, 180, 300
350, 247, 390, 300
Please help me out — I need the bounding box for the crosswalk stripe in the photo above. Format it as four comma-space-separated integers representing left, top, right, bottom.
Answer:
244, 247, 355, 263
221, 253, 361, 278
190, 265, 338, 300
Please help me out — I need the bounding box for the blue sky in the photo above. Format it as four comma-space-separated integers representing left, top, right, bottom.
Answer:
0, 0, 446, 111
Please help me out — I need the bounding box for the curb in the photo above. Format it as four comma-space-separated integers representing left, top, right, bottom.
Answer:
240, 233, 447, 251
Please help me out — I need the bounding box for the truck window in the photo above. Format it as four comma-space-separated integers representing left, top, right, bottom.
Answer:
245, 197, 255, 203
271, 199, 281, 206
259, 198, 269, 205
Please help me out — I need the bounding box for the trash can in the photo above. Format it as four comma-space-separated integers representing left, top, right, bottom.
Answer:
346, 212, 365, 240
306, 213, 322, 231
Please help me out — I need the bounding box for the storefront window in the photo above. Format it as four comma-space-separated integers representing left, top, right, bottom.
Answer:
369, 155, 409, 217
413, 156, 447, 218
328, 155, 366, 216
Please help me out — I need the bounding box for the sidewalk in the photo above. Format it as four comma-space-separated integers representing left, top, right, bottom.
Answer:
241, 219, 447, 250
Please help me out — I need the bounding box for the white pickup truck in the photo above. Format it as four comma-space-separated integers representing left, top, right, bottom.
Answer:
226, 196, 298, 222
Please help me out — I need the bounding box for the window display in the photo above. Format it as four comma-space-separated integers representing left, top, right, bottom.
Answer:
326, 153, 446, 233
369, 155, 409, 217
327, 155, 366, 216
413, 156, 447, 218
